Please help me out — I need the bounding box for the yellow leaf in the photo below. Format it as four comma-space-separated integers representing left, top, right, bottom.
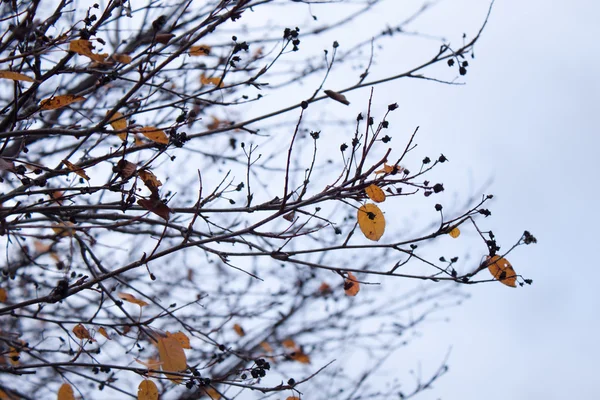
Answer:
69, 39, 108, 63
357, 203, 385, 241
8, 347, 19, 366
97, 327, 111, 340
40, 95, 85, 110
233, 324, 245, 337
486, 256, 517, 288
157, 335, 187, 383
137, 380, 159, 400
365, 184, 386, 203
137, 126, 169, 145
0, 71, 35, 82
282, 338, 296, 349
374, 163, 403, 175
57, 383, 75, 400
166, 331, 191, 349
72, 324, 95, 342
112, 53, 132, 64
118, 292, 149, 307
108, 111, 128, 140
0, 288, 6, 303
62, 160, 90, 181
344, 272, 360, 296
189, 45, 211, 56
200, 73, 223, 87
448, 227, 460, 238
138, 170, 162, 193
260, 341, 273, 353
52, 222, 76, 237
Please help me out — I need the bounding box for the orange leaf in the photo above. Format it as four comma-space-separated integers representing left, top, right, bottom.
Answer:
344, 272, 360, 296
112, 53, 132, 64
365, 184, 386, 203
282, 338, 296, 349
8, 348, 19, 366
200, 73, 223, 87
286, 397, 301, 400
137, 126, 169, 144
260, 342, 273, 353
157, 335, 187, 383
118, 292, 149, 307
448, 227, 460, 238
137, 380, 159, 400
97, 327, 111, 340
138, 194, 171, 220
357, 203, 385, 241
233, 324, 245, 337
318, 282, 332, 295
69, 39, 108, 63
73, 323, 95, 342
166, 331, 191, 349
290, 349, 310, 364
138, 170, 162, 194
108, 111, 128, 140
0, 288, 6, 303
189, 45, 211, 56
374, 163, 403, 175
57, 383, 75, 400
486, 256, 517, 288
0, 71, 35, 82
40, 95, 85, 110
62, 160, 90, 181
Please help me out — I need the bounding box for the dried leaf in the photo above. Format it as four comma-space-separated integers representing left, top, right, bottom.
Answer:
324, 89, 350, 105
112, 53, 132, 64
375, 164, 403, 175
290, 349, 310, 364
137, 380, 159, 400
118, 292, 149, 307
365, 184, 386, 203
69, 39, 108, 63
0, 71, 35, 83
137, 126, 169, 145
8, 347, 19, 366
62, 160, 90, 181
50, 191, 64, 204
189, 45, 211, 56
286, 397, 301, 400
260, 342, 273, 353
138, 170, 162, 194
283, 211, 295, 222
282, 338, 297, 349
344, 272, 360, 296
0, 288, 6, 303
233, 324, 245, 337
138, 194, 171, 220
448, 227, 460, 238
52, 222, 76, 237
206, 116, 223, 130
157, 335, 187, 383
357, 203, 385, 241
73, 323, 95, 342
200, 73, 223, 87
318, 282, 332, 295
116, 160, 137, 179
108, 111, 128, 140
155, 33, 175, 44
40, 95, 85, 110
486, 256, 517, 287
166, 331, 191, 349
57, 383, 75, 400
97, 327, 111, 340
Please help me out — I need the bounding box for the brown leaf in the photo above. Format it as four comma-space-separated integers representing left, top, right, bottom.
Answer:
97, 327, 111, 340
69, 39, 108, 63
108, 111, 128, 140
73, 323, 95, 342
365, 184, 386, 203
200, 73, 223, 87
189, 45, 211, 56
52, 222, 76, 237
138, 194, 171, 220
166, 331, 191, 349
138, 170, 162, 194
155, 33, 175, 44
202, 388, 221, 399
318, 282, 332, 295
344, 272, 360, 296
136, 126, 169, 145
290, 349, 310, 364
57, 383, 75, 400
0, 288, 7, 303
118, 292, 149, 307
260, 341, 273, 353
286, 397, 301, 400
0, 157, 15, 172
40, 95, 85, 110
486, 256, 517, 288
0, 71, 35, 83
357, 203, 385, 241
116, 160, 137, 179
62, 160, 90, 181
137, 380, 159, 400
233, 324, 245, 337
112, 53, 132, 64
324, 89, 350, 105
282, 338, 297, 349
157, 335, 187, 383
